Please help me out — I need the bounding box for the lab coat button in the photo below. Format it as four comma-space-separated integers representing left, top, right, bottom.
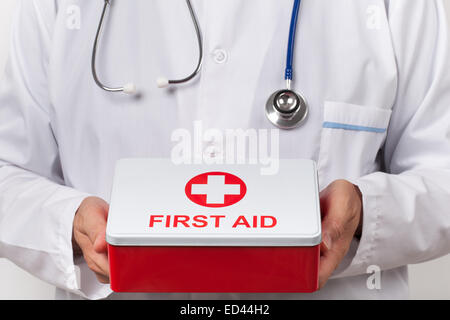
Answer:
203, 141, 223, 158
212, 49, 228, 64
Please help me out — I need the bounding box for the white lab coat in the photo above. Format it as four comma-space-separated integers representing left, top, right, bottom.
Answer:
0, 0, 449, 300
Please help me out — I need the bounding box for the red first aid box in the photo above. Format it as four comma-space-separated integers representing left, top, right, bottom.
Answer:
106, 158, 321, 293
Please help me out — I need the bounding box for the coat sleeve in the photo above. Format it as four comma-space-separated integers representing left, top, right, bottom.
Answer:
0, 0, 109, 299
336, 0, 450, 278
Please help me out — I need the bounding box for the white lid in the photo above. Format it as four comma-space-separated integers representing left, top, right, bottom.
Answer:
106, 158, 321, 247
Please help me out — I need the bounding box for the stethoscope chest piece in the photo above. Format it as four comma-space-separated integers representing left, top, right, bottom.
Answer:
266, 89, 308, 129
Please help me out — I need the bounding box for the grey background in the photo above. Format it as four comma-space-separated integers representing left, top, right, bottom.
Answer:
0, 0, 449, 299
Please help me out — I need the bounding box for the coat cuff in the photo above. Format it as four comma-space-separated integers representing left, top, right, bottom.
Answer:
55, 190, 111, 299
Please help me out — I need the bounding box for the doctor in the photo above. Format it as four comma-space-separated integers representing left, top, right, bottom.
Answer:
0, 0, 450, 300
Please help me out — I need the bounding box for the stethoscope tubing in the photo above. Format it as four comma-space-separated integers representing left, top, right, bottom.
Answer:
91, 0, 121, 93
285, 0, 301, 87
91, 0, 306, 130
91, 0, 306, 129
168, 0, 203, 85
91, 0, 204, 93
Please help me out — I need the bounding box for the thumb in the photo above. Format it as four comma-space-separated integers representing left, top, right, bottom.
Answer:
321, 217, 344, 252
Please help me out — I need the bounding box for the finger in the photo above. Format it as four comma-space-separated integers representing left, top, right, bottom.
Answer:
86, 251, 110, 277
75, 232, 110, 277
87, 246, 109, 277
95, 273, 110, 284
319, 229, 355, 288
319, 234, 352, 285
319, 213, 350, 288
319, 250, 341, 289
94, 230, 108, 253
83, 252, 106, 276
321, 216, 345, 253
92, 251, 110, 276
320, 232, 333, 255
84, 211, 108, 246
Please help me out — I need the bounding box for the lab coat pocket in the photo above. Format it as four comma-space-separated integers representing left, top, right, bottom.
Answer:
317, 101, 392, 190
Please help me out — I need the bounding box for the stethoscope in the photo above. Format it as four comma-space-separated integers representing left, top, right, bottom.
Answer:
92, 0, 307, 129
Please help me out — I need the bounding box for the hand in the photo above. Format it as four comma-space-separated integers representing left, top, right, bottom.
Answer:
73, 196, 110, 284
318, 180, 363, 289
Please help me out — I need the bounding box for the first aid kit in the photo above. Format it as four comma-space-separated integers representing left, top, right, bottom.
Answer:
106, 158, 322, 293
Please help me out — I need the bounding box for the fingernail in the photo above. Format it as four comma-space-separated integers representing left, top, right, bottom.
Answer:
323, 233, 333, 251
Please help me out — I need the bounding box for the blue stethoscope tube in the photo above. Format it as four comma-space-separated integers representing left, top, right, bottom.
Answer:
285, 0, 301, 82
266, 0, 308, 129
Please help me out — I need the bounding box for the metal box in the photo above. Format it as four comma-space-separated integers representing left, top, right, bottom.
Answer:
106, 158, 321, 293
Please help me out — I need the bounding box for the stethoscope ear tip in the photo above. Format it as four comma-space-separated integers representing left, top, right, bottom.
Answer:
123, 83, 137, 95
156, 77, 170, 89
